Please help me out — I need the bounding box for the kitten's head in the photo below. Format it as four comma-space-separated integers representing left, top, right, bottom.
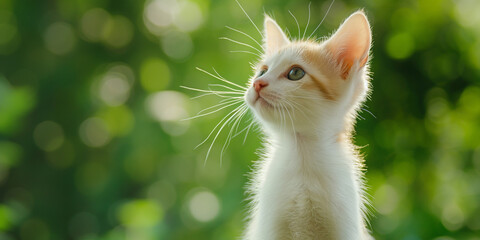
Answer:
245, 11, 372, 136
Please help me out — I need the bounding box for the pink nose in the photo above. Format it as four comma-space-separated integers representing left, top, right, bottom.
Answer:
253, 80, 268, 93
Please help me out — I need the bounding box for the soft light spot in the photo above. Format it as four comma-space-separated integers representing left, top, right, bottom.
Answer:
146, 91, 189, 122
161, 31, 193, 60
146, 91, 190, 135
441, 202, 465, 231
188, 190, 220, 222
386, 32, 414, 59
80, 8, 110, 42
454, 0, 480, 29
79, 117, 111, 148
173, 0, 203, 32
427, 97, 449, 123
102, 15, 134, 48
44, 22, 76, 55
33, 121, 64, 152
109, 64, 135, 85
140, 58, 170, 92
98, 106, 134, 136
144, 0, 204, 35
99, 73, 131, 106
144, 0, 178, 29
374, 183, 399, 214
118, 200, 163, 228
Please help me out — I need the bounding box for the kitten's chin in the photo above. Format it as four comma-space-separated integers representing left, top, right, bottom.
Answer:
246, 90, 274, 113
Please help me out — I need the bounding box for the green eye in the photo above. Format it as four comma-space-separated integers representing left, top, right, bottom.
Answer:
287, 67, 305, 81
258, 69, 267, 77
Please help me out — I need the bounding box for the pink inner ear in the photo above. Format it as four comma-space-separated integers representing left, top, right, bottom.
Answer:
326, 12, 371, 79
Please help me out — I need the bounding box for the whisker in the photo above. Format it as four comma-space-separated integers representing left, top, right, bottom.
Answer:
226, 26, 264, 51
230, 50, 262, 58
243, 119, 256, 144
196, 98, 240, 114
235, 0, 264, 39
232, 115, 253, 139
184, 99, 243, 121
361, 107, 376, 119
196, 67, 248, 90
285, 27, 292, 39
288, 10, 301, 39
221, 105, 248, 165
205, 104, 246, 165
180, 85, 243, 96
302, 2, 312, 39
308, 0, 335, 40
212, 67, 249, 90
208, 83, 245, 93
220, 37, 263, 54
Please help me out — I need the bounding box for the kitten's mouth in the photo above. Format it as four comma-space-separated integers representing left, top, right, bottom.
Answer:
255, 94, 274, 109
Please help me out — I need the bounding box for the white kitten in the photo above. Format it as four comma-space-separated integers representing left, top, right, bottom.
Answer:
243, 11, 373, 240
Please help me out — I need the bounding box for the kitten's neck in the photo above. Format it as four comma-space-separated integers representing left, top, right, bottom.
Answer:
266, 119, 349, 148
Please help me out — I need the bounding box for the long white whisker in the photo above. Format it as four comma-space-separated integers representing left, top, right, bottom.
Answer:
226, 26, 264, 51
235, 0, 264, 39
181, 85, 243, 96
303, 2, 312, 39
208, 84, 245, 92
221, 105, 248, 165
308, 0, 335, 40
232, 115, 253, 139
243, 119, 255, 144
205, 104, 246, 165
230, 50, 261, 58
288, 10, 301, 39
196, 98, 240, 114
361, 107, 376, 119
212, 67, 249, 90
184, 100, 243, 121
285, 99, 310, 119
196, 67, 248, 90
196, 105, 242, 150
220, 37, 263, 54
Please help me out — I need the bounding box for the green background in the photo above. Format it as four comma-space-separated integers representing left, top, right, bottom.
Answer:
0, 0, 479, 239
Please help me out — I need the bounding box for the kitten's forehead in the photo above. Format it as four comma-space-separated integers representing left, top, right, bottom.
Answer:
262, 45, 305, 69
261, 42, 321, 71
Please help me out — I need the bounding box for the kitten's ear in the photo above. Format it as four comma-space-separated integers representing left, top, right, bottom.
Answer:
325, 11, 371, 79
264, 15, 290, 55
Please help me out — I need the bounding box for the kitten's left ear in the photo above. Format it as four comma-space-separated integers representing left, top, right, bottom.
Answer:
264, 15, 290, 55
325, 10, 372, 79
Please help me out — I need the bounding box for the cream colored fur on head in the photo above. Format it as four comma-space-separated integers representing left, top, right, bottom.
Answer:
244, 10, 373, 240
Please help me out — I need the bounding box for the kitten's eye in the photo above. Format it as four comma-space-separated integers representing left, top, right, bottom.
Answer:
287, 67, 305, 81
258, 69, 267, 77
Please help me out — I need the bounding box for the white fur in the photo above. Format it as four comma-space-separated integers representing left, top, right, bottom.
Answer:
243, 11, 373, 240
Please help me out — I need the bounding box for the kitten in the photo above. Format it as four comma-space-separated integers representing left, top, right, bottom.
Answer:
243, 11, 373, 240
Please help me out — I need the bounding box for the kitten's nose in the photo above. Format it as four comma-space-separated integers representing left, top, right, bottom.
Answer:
253, 80, 268, 93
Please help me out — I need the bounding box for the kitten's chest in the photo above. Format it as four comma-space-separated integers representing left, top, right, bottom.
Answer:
259, 146, 340, 238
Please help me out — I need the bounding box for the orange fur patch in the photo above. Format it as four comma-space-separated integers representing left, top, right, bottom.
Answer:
308, 75, 335, 100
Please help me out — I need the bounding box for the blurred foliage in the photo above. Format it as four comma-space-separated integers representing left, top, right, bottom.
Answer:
0, 0, 479, 239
